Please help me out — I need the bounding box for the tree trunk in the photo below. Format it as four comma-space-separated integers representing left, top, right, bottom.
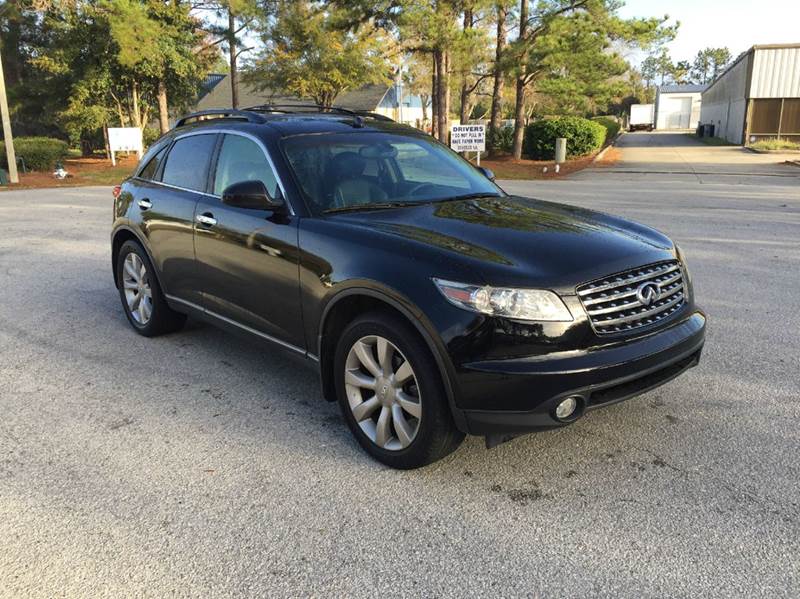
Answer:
488, 4, 507, 157
157, 78, 170, 134
435, 49, 449, 143
511, 78, 527, 159
459, 8, 474, 124
431, 52, 439, 138
228, 9, 239, 109
442, 51, 450, 142
511, 0, 529, 159
103, 124, 110, 159
131, 81, 141, 129
459, 84, 471, 124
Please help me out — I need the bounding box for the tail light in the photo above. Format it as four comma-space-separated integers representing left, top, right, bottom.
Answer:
112, 184, 122, 199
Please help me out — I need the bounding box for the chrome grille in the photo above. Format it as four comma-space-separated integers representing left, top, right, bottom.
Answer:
577, 261, 686, 335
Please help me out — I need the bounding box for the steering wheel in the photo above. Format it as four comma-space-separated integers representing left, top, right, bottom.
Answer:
407, 183, 439, 197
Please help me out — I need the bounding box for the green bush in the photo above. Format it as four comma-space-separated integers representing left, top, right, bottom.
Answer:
592, 116, 621, 141
0, 136, 69, 171
487, 124, 515, 153
143, 126, 162, 148
523, 116, 607, 160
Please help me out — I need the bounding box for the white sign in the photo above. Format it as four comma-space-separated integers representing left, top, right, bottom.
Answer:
108, 127, 143, 165
450, 124, 485, 153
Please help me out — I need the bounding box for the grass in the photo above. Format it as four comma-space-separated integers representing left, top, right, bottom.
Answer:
1, 155, 137, 190
685, 133, 734, 146
749, 139, 800, 151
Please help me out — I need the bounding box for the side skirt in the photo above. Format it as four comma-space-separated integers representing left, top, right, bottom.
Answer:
165, 294, 319, 370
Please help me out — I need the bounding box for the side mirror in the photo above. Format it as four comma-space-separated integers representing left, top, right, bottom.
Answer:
222, 180, 285, 212
477, 166, 495, 182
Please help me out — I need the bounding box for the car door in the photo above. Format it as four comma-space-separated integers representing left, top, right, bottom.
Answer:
132, 133, 217, 305
193, 132, 304, 351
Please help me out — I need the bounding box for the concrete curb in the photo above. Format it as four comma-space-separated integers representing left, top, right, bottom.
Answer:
745, 147, 800, 155
593, 130, 624, 163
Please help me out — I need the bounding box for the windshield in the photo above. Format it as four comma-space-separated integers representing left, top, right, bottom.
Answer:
281, 131, 502, 214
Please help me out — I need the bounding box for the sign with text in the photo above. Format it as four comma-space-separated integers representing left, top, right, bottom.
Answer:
450, 124, 485, 153
107, 127, 143, 165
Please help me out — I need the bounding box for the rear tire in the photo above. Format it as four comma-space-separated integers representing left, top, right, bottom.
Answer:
116, 240, 186, 337
334, 311, 465, 469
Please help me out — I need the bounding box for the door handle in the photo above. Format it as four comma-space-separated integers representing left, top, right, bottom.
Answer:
138, 198, 152, 210
196, 213, 217, 227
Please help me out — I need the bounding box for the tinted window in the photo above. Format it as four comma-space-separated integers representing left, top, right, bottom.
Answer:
138, 146, 167, 181
213, 134, 279, 197
161, 134, 217, 191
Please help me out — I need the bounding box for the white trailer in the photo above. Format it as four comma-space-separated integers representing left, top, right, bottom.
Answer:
629, 104, 654, 131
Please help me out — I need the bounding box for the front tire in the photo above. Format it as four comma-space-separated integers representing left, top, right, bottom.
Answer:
334, 312, 464, 469
116, 240, 186, 337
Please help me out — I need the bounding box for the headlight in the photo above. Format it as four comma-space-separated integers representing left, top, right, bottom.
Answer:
433, 278, 573, 322
676, 245, 693, 295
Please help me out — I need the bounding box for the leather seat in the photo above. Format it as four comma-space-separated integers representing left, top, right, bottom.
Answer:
326, 152, 387, 208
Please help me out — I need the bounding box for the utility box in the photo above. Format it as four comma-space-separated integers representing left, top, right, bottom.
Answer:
555, 138, 566, 163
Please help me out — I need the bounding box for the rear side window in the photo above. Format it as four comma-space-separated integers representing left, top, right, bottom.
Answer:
138, 146, 167, 181
161, 134, 217, 191
213, 134, 279, 197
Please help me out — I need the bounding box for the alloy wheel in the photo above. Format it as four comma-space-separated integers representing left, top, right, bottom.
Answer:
122, 252, 153, 325
344, 335, 422, 451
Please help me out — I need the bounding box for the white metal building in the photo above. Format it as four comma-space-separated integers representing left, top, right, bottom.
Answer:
700, 44, 800, 145
655, 85, 706, 130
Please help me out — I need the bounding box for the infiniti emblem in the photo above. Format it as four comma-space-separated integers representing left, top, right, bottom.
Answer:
636, 282, 661, 306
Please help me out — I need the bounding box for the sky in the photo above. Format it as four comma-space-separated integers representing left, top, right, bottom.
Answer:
617, 0, 800, 65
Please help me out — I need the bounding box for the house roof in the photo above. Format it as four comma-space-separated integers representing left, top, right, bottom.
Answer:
658, 84, 708, 94
195, 74, 390, 112
198, 73, 226, 101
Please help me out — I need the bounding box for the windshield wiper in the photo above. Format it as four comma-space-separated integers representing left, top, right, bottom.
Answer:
424, 192, 504, 204
323, 201, 417, 214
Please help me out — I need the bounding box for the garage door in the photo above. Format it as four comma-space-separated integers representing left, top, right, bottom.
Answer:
661, 96, 692, 129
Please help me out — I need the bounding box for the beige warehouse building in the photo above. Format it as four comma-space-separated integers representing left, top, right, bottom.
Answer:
700, 43, 800, 145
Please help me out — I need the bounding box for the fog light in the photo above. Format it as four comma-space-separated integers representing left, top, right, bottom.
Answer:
555, 396, 579, 420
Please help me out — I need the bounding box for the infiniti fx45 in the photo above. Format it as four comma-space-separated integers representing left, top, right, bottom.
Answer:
111, 108, 705, 468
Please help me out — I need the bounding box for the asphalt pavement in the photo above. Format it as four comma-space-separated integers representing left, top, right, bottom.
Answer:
1, 134, 799, 597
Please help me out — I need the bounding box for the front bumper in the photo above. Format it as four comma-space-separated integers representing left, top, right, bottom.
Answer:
456, 311, 706, 435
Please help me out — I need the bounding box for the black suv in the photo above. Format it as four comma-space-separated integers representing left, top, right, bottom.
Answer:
111, 107, 705, 468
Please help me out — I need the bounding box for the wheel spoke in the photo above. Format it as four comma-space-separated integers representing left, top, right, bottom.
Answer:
129, 292, 142, 312
140, 298, 152, 322
375, 406, 392, 448
394, 360, 413, 384
143, 286, 152, 299
124, 259, 138, 279
392, 405, 414, 448
352, 395, 380, 422
346, 369, 376, 390
354, 341, 381, 377
377, 337, 393, 375
396, 391, 422, 419
123, 278, 138, 290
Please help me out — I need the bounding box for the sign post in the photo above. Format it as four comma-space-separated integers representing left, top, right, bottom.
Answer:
0, 52, 19, 183
450, 124, 486, 166
108, 127, 144, 166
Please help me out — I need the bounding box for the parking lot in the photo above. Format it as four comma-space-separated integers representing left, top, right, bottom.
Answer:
1, 132, 798, 597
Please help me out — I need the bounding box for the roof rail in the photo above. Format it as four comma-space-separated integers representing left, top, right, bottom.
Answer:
244, 104, 396, 124
353, 110, 394, 122
244, 104, 360, 116
175, 109, 266, 128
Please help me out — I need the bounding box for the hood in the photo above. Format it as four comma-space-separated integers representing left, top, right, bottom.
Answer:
330, 196, 675, 292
